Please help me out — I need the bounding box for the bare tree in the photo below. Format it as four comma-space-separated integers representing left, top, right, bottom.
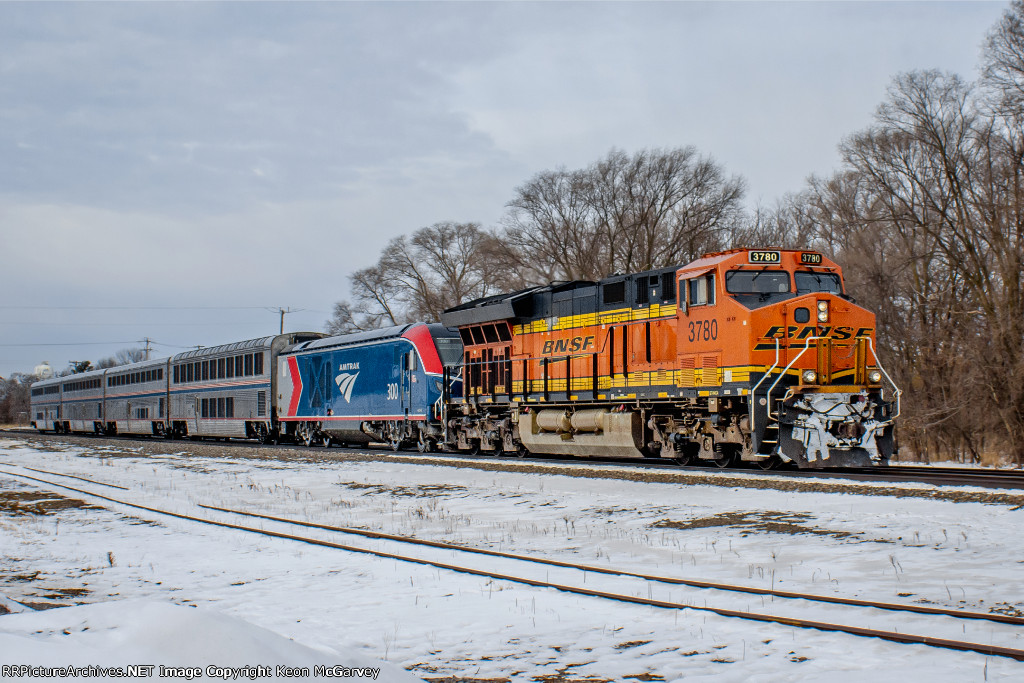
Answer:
503, 147, 745, 284
96, 348, 147, 369
503, 168, 602, 283
790, 53, 1024, 464
0, 373, 35, 425
325, 222, 502, 333
324, 301, 361, 335
588, 147, 745, 273
380, 222, 503, 320
982, 0, 1024, 120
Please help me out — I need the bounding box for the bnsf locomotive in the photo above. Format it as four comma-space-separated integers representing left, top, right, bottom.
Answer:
29, 249, 898, 469
440, 248, 898, 469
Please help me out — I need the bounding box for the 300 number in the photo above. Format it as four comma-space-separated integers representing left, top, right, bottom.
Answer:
688, 319, 718, 342
386, 383, 399, 400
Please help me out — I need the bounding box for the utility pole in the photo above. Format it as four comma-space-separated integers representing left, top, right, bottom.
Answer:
277, 307, 301, 334
142, 337, 152, 361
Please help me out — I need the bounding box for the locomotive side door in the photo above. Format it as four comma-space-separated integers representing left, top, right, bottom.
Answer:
400, 347, 416, 418
392, 346, 409, 418
610, 326, 628, 378
677, 271, 721, 388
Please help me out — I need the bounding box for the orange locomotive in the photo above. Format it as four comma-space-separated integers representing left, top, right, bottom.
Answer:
439, 248, 899, 468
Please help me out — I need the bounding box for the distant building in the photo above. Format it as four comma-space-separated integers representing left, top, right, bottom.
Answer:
33, 362, 54, 379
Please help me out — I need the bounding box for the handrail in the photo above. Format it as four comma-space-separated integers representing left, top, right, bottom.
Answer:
865, 337, 902, 422
765, 337, 822, 424
748, 339, 780, 432
760, 335, 901, 427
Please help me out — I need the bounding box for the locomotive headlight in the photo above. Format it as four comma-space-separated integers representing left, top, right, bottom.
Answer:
868, 370, 883, 384
802, 370, 817, 384
816, 300, 829, 323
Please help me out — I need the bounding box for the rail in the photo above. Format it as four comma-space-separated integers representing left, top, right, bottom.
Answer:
2, 465, 1023, 662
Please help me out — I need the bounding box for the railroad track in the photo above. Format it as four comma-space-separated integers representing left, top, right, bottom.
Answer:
2, 464, 1023, 662
4, 428, 1024, 489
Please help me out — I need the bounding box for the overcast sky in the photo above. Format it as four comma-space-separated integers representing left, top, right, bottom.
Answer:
0, 1, 1008, 379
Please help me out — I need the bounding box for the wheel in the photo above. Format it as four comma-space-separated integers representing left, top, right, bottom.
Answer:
713, 447, 736, 469
673, 452, 692, 466
757, 455, 780, 470
467, 440, 481, 456
416, 431, 434, 453
386, 423, 402, 451
298, 423, 316, 447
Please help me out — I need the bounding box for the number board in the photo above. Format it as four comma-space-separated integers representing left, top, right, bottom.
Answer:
800, 252, 823, 265
748, 250, 781, 264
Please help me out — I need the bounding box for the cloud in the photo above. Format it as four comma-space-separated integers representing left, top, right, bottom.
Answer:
0, 3, 511, 216
0, 1, 1009, 375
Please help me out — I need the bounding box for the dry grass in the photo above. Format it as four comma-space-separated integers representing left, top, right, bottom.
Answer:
651, 510, 857, 539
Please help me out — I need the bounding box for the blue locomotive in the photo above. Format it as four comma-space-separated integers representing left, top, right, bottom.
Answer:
276, 323, 463, 450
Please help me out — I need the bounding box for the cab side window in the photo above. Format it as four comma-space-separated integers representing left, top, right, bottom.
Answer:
688, 274, 715, 307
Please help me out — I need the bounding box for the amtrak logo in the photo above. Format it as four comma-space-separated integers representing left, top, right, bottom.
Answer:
335, 371, 359, 403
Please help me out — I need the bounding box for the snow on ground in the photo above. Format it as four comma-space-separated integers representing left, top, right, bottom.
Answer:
0, 600, 417, 682
1, 436, 1023, 681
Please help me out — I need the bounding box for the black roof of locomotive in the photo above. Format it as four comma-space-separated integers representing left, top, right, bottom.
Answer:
441, 266, 680, 328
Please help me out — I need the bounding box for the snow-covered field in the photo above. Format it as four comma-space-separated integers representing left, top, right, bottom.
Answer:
1, 436, 1022, 681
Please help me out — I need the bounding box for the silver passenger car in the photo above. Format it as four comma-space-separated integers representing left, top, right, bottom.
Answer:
168, 333, 321, 440
59, 368, 106, 434
29, 376, 63, 432
104, 359, 170, 436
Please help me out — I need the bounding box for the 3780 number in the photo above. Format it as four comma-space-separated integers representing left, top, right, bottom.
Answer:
688, 319, 718, 342
748, 250, 781, 263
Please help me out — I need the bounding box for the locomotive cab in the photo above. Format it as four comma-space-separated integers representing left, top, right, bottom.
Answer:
714, 250, 898, 467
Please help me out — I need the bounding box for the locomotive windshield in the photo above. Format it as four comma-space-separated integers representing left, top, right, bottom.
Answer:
725, 270, 790, 294
795, 271, 843, 294
433, 337, 464, 367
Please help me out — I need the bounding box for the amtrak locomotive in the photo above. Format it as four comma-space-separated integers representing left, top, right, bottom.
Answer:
276, 324, 462, 451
